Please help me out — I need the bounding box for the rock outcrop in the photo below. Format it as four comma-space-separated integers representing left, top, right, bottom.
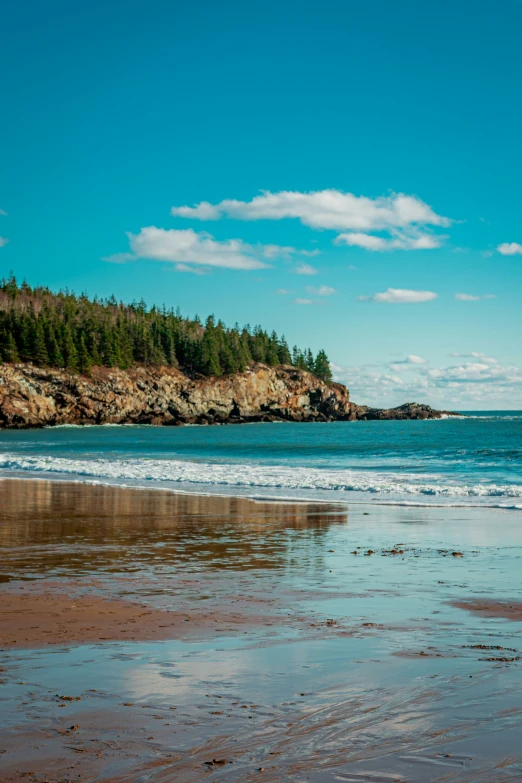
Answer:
0, 363, 354, 428
0, 363, 460, 429
352, 402, 461, 420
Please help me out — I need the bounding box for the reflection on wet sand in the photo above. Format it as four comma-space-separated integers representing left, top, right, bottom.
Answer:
0, 479, 347, 579
1, 479, 522, 782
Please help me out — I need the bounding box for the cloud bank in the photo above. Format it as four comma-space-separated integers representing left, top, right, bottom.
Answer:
105, 227, 323, 272
127, 227, 268, 270
332, 353, 522, 408
171, 189, 451, 253
172, 190, 450, 230
105, 228, 323, 272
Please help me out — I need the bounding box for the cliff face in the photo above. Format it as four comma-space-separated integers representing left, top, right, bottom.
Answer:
0, 363, 355, 428
0, 363, 459, 428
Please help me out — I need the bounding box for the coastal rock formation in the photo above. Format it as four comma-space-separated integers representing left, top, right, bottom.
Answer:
0, 363, 459, 428
0, 363, 353, 428
352, 402, 460, 420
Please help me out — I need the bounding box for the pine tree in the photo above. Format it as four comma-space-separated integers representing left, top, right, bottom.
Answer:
4, 272, 18, 300
16, 315, 32, 360
77, 334, 92, 375
277, 336, 291, 365
86, 327, 101, 366
220, 341, 238, 374
0, 331, 19, 362
314, 350, 332, 383
201, 328, 221, 376
32, 319, 49, 366
265, 332, 280, 366
251, 326, 267, 363
46, 327, 65, 367
0, 275, 332, 381
62, 324, 78, 371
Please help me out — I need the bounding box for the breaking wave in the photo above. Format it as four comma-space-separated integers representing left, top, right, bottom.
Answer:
1, 453, 522, 508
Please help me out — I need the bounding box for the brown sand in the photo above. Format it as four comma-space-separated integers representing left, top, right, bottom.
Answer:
452, 599, 522, 621
0, 590, 269, 649
3, 480, 522, 783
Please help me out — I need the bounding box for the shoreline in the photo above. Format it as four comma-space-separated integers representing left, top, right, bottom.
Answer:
2, 479, 521, 653
1, 472, 521, 511
2, 478, 522, 781
0, 361, 461, 429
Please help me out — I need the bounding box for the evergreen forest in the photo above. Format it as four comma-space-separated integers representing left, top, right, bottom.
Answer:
0, 275, 333, 382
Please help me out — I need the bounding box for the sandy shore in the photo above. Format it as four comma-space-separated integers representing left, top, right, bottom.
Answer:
452, 599, 522, 622
2, 479, 522, 782
0, 590, 278, 649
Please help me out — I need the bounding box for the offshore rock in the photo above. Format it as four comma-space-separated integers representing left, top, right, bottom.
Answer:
0, 364, 461, 429
351, 401, 461, 420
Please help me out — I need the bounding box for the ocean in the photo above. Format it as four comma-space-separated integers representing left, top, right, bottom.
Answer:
1, 412, 522, 508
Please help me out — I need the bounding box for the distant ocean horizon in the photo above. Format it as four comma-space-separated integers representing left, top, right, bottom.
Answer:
1, 412, 522, 509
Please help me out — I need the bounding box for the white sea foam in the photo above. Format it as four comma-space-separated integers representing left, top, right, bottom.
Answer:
1, 453, 522, 505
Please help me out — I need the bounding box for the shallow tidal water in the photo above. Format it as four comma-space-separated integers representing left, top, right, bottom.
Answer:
1, 480, 522, 782
1, 415, 522, 507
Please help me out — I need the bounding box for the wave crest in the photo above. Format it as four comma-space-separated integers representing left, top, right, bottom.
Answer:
1, 453, 522, 503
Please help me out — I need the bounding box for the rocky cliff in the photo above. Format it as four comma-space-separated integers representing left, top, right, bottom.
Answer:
0, 363, 459, 429
0, 363, 354, 428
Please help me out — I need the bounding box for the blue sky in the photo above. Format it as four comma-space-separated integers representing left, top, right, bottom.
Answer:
1, 0, 522, 408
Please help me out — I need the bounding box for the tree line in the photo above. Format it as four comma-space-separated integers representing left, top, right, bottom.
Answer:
0, 275, 333, 382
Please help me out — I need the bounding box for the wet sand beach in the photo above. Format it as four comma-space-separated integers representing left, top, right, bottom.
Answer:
1, 479, 522, 782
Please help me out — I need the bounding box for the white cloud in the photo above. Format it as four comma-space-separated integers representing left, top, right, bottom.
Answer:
427, 362, 522, 384
332, 357, 522, 409
455, 293, 480, 301
455, 293, 496, 301
127, 227, 269, 271
335, 231, 442, 251
0, 209, 7, 216
171, 190, 450, 252
293, 263, 318, 276
0, 236, 9, 247
292, 298, 313, 305
109, 228, 318, 272
470, 351, 497, 364
389, 355, 427, 371
498, 242, 522, 255
348, 265, 357, 270
262, 244, 320, 259
275, 288, 291, 295
359, 288, 438, 304
451, 352, 498, 365
175, 263, 208, 275
306, 285, 335, 296
172, 189, 451, 231
171, 201, 221, 220
171, 189, 446, 255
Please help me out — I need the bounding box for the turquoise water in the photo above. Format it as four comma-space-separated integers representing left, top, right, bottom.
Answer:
1, 413, 522, 507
